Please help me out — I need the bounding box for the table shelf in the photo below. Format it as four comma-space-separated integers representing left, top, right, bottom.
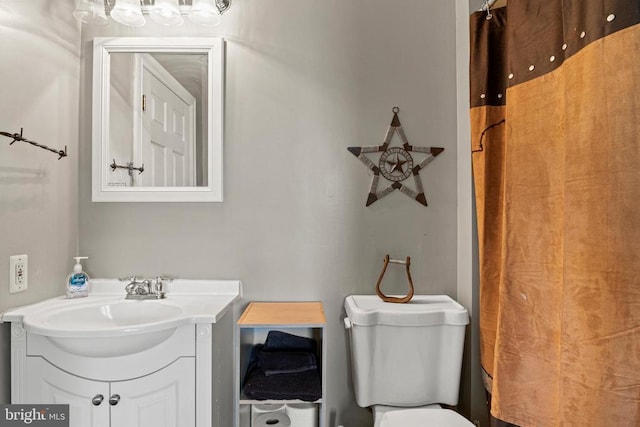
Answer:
234, 302, 326, 427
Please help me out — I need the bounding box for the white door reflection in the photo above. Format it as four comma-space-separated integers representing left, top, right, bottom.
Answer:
108, 52, 206, 188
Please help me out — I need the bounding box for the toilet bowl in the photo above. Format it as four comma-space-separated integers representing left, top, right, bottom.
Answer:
378, 408, 474, 427
344, 295, 472, 427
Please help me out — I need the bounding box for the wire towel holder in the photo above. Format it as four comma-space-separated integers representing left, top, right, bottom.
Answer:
110, 159, 145, 176
0, 128, 68, 159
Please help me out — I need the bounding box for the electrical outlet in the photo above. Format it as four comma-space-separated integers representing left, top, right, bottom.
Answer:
9, 254, 28, 293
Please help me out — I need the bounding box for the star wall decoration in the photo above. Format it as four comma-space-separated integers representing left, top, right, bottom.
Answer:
348, 107, 444, 207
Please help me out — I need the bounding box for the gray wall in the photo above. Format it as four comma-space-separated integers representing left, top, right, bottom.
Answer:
0, 0, 485, 426
80, 1, 459, 426
469, 0, 486, 12
0, 0, 81, 404
457, 0, 489, 424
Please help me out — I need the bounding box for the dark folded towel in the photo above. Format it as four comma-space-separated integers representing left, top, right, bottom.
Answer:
242, 365, 322, 401
257, 350, 317, 376
263, 330, 317, 353
241, 332, 322, 401
249, 343, 265, 364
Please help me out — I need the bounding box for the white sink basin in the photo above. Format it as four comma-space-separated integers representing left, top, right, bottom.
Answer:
47, 327, 178, 357
24, 299, 185, 357
1, 279, 242, 358
40, 301, 183, 330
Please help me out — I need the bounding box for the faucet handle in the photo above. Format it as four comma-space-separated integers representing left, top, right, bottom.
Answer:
118, 275, 140, 283
120, 276, 139, 294
153, 276, 172, 298
135, 279, 153, 295
120, 276, 149, 295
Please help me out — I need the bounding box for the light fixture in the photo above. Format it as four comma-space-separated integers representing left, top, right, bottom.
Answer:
110, 0, 146, 27
73, 0, 232, 27
150, 0, 183, 26
189, 0, 220, 26
72, 0, 109, 25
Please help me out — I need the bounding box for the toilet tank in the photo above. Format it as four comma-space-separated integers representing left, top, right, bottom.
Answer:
344, 295, 469, 408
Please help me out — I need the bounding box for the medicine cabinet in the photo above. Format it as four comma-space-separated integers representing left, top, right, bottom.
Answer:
92, 37, 224, 202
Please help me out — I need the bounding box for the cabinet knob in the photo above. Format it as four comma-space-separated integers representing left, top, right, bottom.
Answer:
109, 394, 121, 406
92, 394, 104, 406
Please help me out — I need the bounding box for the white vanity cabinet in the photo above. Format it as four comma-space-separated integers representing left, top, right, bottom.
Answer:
11, 322, 203, 427
2, 279, 242, 427
26, 357, 195, 427
27, 357, 110, 427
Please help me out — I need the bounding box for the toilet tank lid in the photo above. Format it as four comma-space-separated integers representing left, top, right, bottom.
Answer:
344, 295, 469, 327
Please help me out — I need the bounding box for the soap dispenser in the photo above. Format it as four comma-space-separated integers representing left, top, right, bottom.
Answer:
66, 256, 90, 298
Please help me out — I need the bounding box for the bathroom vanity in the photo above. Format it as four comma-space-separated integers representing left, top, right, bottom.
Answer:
1, 279, 242, 427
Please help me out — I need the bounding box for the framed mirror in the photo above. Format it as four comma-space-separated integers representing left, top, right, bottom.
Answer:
92, 37, 224, 202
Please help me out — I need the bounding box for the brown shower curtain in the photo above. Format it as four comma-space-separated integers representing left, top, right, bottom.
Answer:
470, 1, 640, 426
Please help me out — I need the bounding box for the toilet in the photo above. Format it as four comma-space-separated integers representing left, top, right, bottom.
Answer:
344, 295, 473, 427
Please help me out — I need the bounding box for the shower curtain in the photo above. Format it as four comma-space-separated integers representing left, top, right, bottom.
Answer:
470, 1, 640, 426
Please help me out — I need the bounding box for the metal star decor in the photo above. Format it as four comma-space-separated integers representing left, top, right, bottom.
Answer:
348, 107, 444, 207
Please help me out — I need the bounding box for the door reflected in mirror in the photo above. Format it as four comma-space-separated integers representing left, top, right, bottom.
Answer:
92, 38, 224, 202
109, 52, 208, 188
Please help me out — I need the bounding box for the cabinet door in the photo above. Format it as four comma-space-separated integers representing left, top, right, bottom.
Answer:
110, 358, 195, 427
26, 357, 110, 427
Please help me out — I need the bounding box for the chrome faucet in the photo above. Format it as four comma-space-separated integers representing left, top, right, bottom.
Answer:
121, 276, 168, 300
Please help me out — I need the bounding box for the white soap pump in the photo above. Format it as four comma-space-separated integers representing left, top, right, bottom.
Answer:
66, 256, 90, 298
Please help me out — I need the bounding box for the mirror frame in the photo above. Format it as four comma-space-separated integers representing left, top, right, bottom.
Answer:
92, 37, 224, 202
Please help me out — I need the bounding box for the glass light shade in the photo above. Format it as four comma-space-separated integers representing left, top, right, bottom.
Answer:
188, 0, 221, 26
150, 0, 184, 26
73, 0, 109, 25
110, 0, 145, 27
